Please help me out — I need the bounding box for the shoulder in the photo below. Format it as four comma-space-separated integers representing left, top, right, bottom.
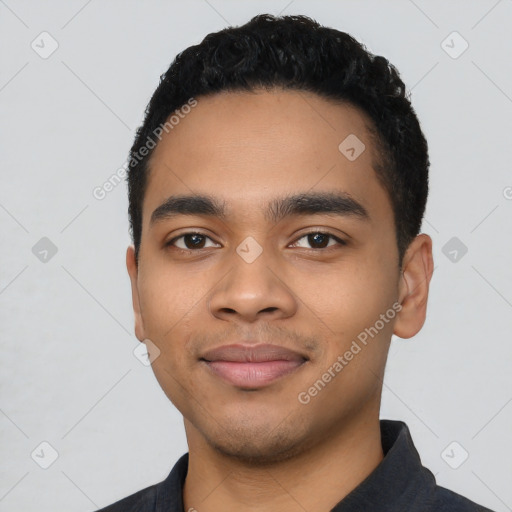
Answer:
92, 453, 189, 512
430, 484, 496, 512
94, 482, 158, 512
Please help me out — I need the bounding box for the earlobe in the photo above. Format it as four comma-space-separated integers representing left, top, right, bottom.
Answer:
393, 234, 434, 339
126, 245, 146, 342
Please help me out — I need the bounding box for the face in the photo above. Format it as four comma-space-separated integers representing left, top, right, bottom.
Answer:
127, 89, 432, 463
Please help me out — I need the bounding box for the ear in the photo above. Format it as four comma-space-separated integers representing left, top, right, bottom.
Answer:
393, 234, 434, 339
126, 245, 146, 342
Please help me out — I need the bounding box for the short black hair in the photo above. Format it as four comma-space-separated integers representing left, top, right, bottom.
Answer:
127, 14, 429, 269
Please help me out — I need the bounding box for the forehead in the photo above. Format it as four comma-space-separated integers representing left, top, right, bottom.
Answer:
143, 89, 392, 226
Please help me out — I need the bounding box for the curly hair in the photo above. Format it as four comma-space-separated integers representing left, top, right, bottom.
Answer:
127, 14, 429, 268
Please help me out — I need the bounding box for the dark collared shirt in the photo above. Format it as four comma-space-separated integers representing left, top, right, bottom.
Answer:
96, 419, 495, 511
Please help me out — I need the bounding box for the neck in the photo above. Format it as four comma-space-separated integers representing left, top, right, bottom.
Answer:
182, 414, 384, 512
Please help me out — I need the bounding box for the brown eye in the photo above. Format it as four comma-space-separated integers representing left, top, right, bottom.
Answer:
307, 233, 330, 248
290, 231, 346, 250
166, 233, 220, 250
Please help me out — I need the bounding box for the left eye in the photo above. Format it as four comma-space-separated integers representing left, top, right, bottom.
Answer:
290, 232, 346, 250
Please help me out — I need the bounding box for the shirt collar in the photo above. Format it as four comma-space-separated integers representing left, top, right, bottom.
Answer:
331, 419, 436, 510
155, 419, 436, 511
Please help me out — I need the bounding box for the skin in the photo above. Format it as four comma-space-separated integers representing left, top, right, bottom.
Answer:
126, 89, 434, 512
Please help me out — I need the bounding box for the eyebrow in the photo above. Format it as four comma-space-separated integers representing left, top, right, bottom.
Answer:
149, 191, 370, 227
150, 195, 224, 226
267, 192, 370, 224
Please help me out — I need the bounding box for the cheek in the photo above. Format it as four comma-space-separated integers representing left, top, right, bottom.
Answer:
138, 263, 207, 335
137, 269, 204, 407
302, 251, 398, 348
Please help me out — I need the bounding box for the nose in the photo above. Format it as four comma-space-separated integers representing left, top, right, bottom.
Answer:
207, 246, 298, 324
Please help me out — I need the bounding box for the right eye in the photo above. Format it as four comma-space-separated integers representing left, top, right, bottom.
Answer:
165, 232, 221, 251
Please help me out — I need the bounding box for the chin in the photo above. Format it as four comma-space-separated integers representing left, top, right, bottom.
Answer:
202, 418, 312, 466
211, 437, 302, 466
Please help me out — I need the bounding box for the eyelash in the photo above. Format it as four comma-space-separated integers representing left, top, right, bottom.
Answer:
165, 230, 347, 253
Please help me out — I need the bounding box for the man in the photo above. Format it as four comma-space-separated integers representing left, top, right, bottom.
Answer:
98, 14, 495, 512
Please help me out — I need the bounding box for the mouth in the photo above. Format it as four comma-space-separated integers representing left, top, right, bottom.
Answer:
200, 343, 308, 389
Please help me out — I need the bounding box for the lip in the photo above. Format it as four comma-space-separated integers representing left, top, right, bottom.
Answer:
201, 343, 308, 389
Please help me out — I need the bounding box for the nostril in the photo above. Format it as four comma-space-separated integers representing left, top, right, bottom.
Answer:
219, 308, 237, 314
261, 307, 279, 313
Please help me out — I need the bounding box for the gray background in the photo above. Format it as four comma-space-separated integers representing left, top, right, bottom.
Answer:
1, 0, 511, 511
